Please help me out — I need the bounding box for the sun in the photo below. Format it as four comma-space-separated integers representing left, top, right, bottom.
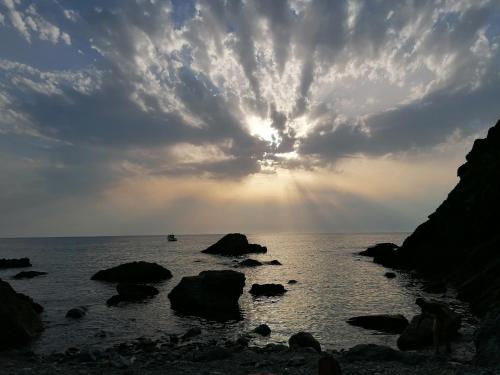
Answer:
246, 115, 281, 145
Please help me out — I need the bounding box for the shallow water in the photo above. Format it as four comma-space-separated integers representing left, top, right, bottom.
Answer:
0, 233, 472, 353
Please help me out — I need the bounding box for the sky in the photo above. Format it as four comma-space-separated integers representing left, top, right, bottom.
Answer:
0, 0, 499, 237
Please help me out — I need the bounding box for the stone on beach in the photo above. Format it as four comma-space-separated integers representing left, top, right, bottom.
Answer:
106, 283, 159, 306
397, 304, 461, 350
0, 278, 43, 350
289, 331, 321, 353
13, 271, 47, 279
346, 314, 409, 334
0, 258, 32, 269
250, 283, 287, 297
168, 270, 245, 321
202, 233, 267, 256
91, 261, 172, 283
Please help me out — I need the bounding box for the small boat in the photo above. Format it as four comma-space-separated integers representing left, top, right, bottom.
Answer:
167, 234, 178, 242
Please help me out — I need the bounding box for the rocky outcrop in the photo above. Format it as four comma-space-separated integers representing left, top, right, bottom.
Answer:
91, 262, 172, 283
202, 234, 267, 256
249, 283, 287, 296
107, 283, 159, 306
0, 258, 31, 269
168, 270, 245, 321
289, 332, 321, 353
0, 278, 43, 349
377, 120, 500, 317
346, 314, 409, 334
13, 271, 47, 279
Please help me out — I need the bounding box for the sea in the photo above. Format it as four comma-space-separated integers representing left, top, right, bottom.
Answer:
0, 233, 472, 354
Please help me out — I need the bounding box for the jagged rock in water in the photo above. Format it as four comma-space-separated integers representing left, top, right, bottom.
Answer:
106, 283, 159, 306
91, 261, 172, 283
202, 233, 267, 256
238, 259, 263, 267
13, 271, 47, 279
249, 283, 287, 296
168, 270, 245, 321
347, 314, 409, 334
359, 243, 399, 257
0, 278, 43, 349
0, 258, 31, 269
289, 331, 321, 353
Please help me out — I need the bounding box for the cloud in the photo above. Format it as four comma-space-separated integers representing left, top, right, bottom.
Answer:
0, 0, 500, 235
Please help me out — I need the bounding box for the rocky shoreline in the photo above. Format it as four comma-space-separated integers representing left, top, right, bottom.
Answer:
0, 330, 491, 375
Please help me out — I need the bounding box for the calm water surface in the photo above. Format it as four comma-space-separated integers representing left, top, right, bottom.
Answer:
0, 233, 470, 353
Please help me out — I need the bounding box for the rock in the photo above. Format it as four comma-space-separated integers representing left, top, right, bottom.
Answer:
13, 271, 47, 279
254, 324, 271, 336
0, 278, 43, 349
106, 283, 159, 306
397, 304, 461, 350
288, 279, 298, 284
383, 120, 500, 315
239, 259, 263, 267
289, 332, 321, 353
359, 243, 398, 257
201, 233, 267, 256
346, 314, 409, 334
474, 311, 500, 366
91, 262, 172, 283
66, 307, 87, 319
384, 272, 396, 279
236, 336, 250, 346
264, 260, 282, 265
344, 344, 404, 362
16, 292, 44, 314
0, 258, 32, 269
318, 354, 342, 375
250, 283, 287, 297
422, 280, 447, 294
182, 327, 202, 340
168, 270, 245, 321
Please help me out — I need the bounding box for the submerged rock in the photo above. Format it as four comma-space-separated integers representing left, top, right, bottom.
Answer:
168, 270, 245, 321
91, 261, 172, 283
0, 258, 32, 269
66, 307, 87, 319
238, 259, 263, 267
13, 271, 47, 279
347, 314, 409, 334
0, 278, 43, 349
107, 283, 159, 306
249, 283, 287, 296
202, 233, 267, 256
289, 332, 321, 353
254, 324, 271, 336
